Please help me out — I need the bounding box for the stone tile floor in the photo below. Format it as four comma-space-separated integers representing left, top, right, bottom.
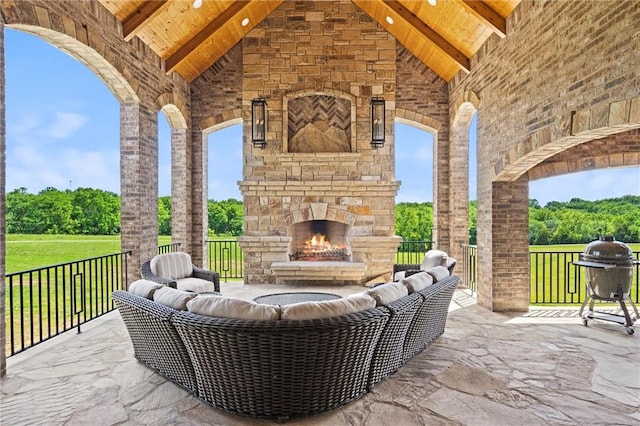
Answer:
1, 282, 639, 425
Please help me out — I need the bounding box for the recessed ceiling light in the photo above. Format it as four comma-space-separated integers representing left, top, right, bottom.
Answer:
386, 16, 394, 25
241, 17, 250, 27
427, 0, 437, 6
193, 0, 202, 9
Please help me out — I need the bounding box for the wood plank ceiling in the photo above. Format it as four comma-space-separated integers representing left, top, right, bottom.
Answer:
99, 0, 520, 83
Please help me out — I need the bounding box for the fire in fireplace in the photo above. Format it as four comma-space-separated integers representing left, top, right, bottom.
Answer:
288, 220, 351, 261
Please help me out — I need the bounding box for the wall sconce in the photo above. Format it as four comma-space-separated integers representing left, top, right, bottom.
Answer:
371, 97, 385, 148
251, 98, 267, 148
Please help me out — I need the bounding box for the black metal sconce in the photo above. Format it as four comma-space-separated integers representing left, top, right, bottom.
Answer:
251, 98, 267, 148
371, 97, 385, 148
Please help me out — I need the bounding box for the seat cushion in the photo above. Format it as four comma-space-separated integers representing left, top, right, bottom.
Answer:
176, 277, 216, 293
281, 294, 376, 320
420, 250, 449, 270
153, 286, 198, 310
150, 252, 193, 280
367, 282, 408, 306
187, 295, 280, 320
402, 271, 433, 293
128, 279, 163, 299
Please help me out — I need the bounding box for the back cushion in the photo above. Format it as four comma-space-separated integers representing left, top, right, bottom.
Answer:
187, 295, 280, 320
153, 286, 198, 310
150, 252, 193, 280
281, 294, 376, 320
402, 271, 433, 293
128, 279, 163, 299
366, 282, 408, 306
426, 266, 450, 282
420, 250, 448, 270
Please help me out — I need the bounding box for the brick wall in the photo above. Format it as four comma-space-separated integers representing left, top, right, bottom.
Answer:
0, 16, 6, 378
450, 0, 640, 310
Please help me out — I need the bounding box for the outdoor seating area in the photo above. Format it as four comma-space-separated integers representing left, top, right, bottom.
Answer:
112, 274, 459, 421
2, 283, 638, 425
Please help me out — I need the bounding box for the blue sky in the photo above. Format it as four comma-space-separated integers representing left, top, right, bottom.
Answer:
6, 29, 639, 205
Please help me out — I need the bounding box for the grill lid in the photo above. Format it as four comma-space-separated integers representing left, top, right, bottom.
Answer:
580, 235, 635, 266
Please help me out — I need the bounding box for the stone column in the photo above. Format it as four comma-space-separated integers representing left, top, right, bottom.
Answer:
477, 178, 530, 312
171, 127, 191, 252
0, 16, 6, 378
433, 131, 452, 253
120, 102, 159, 284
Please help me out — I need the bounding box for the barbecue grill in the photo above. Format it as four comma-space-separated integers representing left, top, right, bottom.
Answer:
573, 236, 640, 334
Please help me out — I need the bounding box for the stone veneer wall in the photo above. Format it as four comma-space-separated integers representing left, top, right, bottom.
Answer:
238, 1, 400, 284
449, 0, 640, 311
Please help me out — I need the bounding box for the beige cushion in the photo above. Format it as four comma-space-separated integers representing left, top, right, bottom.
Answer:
366, 282, 408, 306
281, 294, 376, 320
153, 286, 198, 310
426, 266, 450, 282
176, 277, 216, 293
420, 250, 449, 270
128, 279, 163, 299
187, 296, 280, 320
150, 252, 193, 280
402, 271, 433, 293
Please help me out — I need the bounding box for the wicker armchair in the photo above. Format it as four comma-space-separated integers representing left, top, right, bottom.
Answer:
393, 250, 456, 281
141, 252, 220, 293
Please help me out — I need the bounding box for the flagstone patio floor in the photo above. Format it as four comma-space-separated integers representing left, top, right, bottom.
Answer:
1, 282, 639, 425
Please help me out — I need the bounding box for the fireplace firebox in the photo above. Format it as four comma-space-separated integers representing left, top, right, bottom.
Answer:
288, 220, 351, 261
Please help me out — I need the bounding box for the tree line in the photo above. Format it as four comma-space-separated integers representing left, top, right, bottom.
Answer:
5, 188, 639, 244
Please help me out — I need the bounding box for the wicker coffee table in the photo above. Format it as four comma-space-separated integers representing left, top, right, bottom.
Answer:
253, 292, 342, 305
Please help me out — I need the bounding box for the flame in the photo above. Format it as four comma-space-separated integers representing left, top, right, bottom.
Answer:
300, 233, 347, 253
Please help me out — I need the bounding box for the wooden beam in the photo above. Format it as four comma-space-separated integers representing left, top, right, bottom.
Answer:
165, 1, 252, 74
460, 0, 507, 38
122, 1, 169, 42
384, 0, 470, 73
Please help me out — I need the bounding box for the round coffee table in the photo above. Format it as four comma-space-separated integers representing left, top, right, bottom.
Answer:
253, 292, 342, 305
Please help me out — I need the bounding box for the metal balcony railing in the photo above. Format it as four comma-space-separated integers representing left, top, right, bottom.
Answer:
5, 251, 131, 357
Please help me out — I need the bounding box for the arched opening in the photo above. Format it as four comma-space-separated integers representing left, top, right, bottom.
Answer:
394, 122, 435, 248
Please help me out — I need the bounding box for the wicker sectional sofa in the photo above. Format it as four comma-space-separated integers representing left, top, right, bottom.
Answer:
113, 274, 460, 421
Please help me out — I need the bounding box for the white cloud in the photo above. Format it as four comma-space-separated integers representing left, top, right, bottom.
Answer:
46, 112, 88, 139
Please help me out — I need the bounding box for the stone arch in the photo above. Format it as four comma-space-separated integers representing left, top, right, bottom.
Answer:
199, 111, 243, 133
494, 95, 640, 182
395, 108, 441, 132
285, 203, 357, 227
156, 93, 188, 129
10, 24, 138, 103
283, 89, 357, 152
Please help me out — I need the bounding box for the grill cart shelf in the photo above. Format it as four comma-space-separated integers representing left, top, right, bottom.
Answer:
573, 236, 640, 335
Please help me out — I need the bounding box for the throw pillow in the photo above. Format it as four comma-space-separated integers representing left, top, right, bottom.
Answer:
366, 282, 408, 306
402, 271, 433, 293
153, 286, 198, 310
128, 279, 163, 299
187, 296, 280, 320
281, 294, 376, 320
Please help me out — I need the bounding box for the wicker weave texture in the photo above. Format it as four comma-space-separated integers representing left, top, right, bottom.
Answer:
172, 308, 390, 421
140, 259, 220, 292
402, 275, 459, 362
112, 291, 198, 393
368, 292, 423, 388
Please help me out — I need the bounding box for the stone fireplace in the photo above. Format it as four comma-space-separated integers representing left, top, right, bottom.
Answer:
237, 1, 400, 285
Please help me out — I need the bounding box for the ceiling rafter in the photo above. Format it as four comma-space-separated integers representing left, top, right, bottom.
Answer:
459, 0, 507, 38
122, 0, 170, 42
383, 0, 471, 73
165, 0, 252, 75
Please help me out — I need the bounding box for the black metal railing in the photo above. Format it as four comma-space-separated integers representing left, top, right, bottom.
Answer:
157, 242, 181, 254
206, 240, 244, 281
460, 245, 640, 304
5, 251, 131, 357
461, 244, 477, 293
395, 240, 432, 265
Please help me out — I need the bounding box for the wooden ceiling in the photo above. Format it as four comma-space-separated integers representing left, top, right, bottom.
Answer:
99, 0, 520, 82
